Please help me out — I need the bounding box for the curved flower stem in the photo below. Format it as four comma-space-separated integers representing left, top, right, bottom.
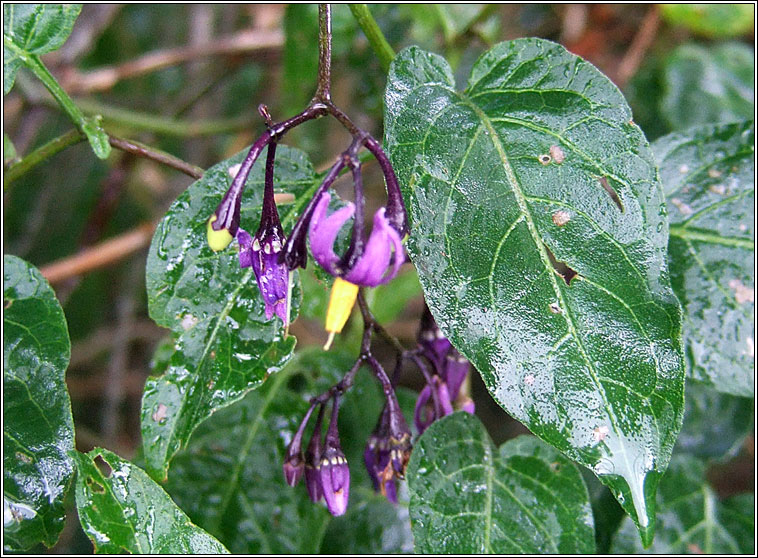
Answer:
315, 4, 332, 103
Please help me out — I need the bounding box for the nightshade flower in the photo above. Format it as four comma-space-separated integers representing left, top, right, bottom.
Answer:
304, 404, 326, 503
364, 405, 398, 503
318, 397, 350, 516
309, 191, 404, 287
413, 309, 475, 434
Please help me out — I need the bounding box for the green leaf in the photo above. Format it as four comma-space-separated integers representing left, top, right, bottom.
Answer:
142, 145, 321, 480
164, 347, 410, 553
407, 412, 595, 553
676, 379, 753, 460
3, 255, 74, 551
72, 448, 229, 554
384, 40, 685, 544
320, 489, 413, 554
3, 3, 81, 94
655, 121, 754, 396
365, 267, 422, 325
660, 43, 754, 132
660, 4, 755, 38
611, 455, 754, 553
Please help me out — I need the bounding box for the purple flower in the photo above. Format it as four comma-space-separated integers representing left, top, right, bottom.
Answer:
364, 407, 398, 503
236, 143, 291, 325
308, 192, 404, 287
413, 308, 475, 434
319, 397, 350, 516
282, 404, 317, 487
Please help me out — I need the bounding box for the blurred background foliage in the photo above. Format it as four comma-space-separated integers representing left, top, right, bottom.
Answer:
3, 4, 754, 554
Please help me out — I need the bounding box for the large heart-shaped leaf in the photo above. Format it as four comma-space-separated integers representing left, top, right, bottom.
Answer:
654, 121, 754, 397
3, 3, 81, 94
142, 145, 321, 480
612, 455, 755, 554
72, 448, 229, 554
3, 255, 74, 551
384, 40, 684, 544
407, 412, 594, 553
163, 347, 414, 553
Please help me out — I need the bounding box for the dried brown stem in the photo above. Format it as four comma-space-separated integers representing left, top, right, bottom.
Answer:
616, 6, 660, 87
60, 29, 283, 94
41, 222, 157, 284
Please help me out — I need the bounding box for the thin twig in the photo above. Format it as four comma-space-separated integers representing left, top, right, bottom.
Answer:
616, 6, 661, 88
60, 29, 284, 94
5, 129, 204, 187
40, 222, 157, 284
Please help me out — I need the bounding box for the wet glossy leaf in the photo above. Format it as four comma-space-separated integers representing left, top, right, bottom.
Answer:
612, 455, 755, 553
142, 145, 322, 480
660, 4, 755, 38
3, 4, 82, 94
72, 448, 229, 554
407, 412, 594, 553
3, 255, 74, 551
385, 41, 685, 544
660, 43, 754, 132
676, 379, 753, 460
320, 488, 414, 554
164, 347, 413, 553
655, 121, 754, 397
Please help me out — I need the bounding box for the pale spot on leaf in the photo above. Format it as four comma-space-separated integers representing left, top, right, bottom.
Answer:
728, 279, 753, 304
670, 198, 693, 216
552, 210, 570, 226
593, 425, 609, 442
549, 145, 565, 163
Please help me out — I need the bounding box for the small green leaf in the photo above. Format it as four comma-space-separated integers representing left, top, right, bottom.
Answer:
3, 255, 74, 551
407, 412, 595, 553
655, 121, 754, 396
72, 448, 229, 554
320, 489, 413, 554
612, 455, 754, 554
3, 3, 82, 94
660, 4, 755, 38
142, 145, 322, 480
660, 43, 754, 132
676, 379, 753, 460
385, 41, 685, 543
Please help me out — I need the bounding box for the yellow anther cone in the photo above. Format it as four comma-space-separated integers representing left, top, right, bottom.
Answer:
207, 215, 234, 252
324, 278, 359, 350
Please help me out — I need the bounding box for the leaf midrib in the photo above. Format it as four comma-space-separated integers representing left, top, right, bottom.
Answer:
452, 88, 648, 525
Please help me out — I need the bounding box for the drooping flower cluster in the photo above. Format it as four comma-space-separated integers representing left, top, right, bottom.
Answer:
413, 308, 475, 434
283, 396, 351, 516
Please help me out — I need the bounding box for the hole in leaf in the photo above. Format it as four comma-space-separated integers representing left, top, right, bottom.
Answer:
85, 476, 106, 494
543, 244, 578, 285
93, 455, 113, 478
599, 176, 624, 212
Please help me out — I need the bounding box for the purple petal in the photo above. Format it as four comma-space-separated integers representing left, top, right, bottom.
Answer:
436, 379, 454, 417
413, 384, 435, 435
305, 465, 323, 502
320, 456, 350, 516
382, 479, 398, 504
344, 208, 404, 287
308, 192, 355, 275
283, 456, 304, 487
236, 228, 253, 268
444, 352, 470, 400
460, 397, 475, 415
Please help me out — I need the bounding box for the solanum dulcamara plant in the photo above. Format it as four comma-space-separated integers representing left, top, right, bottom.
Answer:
3, 3, 753, 555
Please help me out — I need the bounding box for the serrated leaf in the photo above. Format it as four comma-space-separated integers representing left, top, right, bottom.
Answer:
3, 3, 82, 94
660, 43, 754, 132
611, 455, 754, 553
72, 448, 229, 554
142, 145, 321, 480
384, 40, 685, 544
655, 121, 754, 396
676, 379, 753, 460
164, 347, 412, 553
3, 255, 74, 551
660, 4, 755, 38
407, 412, 595, 553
